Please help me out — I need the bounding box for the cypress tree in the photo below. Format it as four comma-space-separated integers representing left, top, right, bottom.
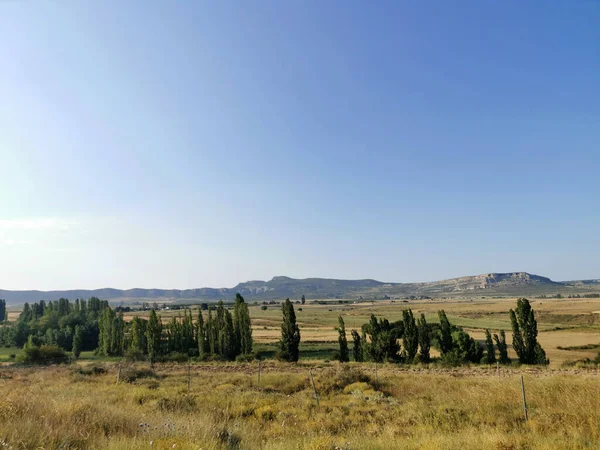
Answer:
402, 309, 418, 362
280, 298, 301, 362
417, 313, 430, 363
336, 316, 349, 362
484, 329, 496, 364
437, 310, 453, 355
147, 309, 163, 365
72, 325, 83, 359
493, 330, 510, 364
301, 295, 306, 305
0, 299, 6, 322
351, 330, 363, 362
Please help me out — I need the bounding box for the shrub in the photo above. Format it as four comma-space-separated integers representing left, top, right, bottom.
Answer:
20, 344, 69, 365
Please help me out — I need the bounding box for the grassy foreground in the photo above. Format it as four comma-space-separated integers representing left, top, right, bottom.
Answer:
1, 362, 599, 449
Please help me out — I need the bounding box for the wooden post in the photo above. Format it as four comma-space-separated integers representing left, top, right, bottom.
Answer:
187, 363, 191, 392
520, 375, 528, 422
257, 360, 261, 388
116, 363, 121, 384
309, 370, 319, 407
496, 362, 500, 377
375, 362, 378, 383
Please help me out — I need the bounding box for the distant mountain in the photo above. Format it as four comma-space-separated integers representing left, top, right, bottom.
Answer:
1, 272, 598, 305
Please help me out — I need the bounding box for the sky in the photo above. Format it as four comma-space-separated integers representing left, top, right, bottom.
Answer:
1, 1, 599, 290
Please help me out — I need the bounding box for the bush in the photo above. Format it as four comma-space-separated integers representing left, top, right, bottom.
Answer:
260, 305, 268, 311
77, 364, 108, 376
20, 344, 69, 365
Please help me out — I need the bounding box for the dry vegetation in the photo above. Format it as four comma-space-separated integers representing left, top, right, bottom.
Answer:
1, 362, 600, 449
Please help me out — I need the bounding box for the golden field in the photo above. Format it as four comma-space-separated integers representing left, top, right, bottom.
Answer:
1, 362, 600, 449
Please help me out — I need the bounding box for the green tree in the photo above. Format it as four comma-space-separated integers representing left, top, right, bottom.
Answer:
362, 314, 402, 362
219, 309, 236, 360
402, 309, 418, 362
234, 293, 253, 355
301, 295, 306, 305
206, 309, 217, 355
417, 313, 431, 363
197, 308, 208, 359
0, 299, 6, 322
351, 329, 363, 362
72, 325, 83, 359
493, 330, 510, 365
130, 317, 147, 354
437, 310, 453, 355
98, 308, 124, 356
280, 298, 301, 362
484, 329, 496, 364
510, 298, 547, 364
451, 329, 483, 363
147, 309, 163, 365
336, 316, 349, 362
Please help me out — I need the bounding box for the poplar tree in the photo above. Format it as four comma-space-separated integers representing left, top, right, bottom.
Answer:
219, 310, 236, 360
234, 293, 253, 355
484, 329, 496, 364
402, 309, 418, 362
493, 330, 510, 364
197, 308, 207, 359
417, 313, 431, 363
147, 309, 163, 365
0, 299, 6, 322
130, 317, 147, 354
72, 325, 83, 359
438, 310, 453, 355
351, 330, 363, 362
510, 298, 547, 364
280, 298, 301, 362
336, 316, 349, 362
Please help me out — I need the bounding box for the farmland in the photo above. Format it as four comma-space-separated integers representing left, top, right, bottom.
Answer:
2, 296, 600, 448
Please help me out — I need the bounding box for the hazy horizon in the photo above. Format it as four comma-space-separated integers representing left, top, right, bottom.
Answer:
2, 2, 599, 290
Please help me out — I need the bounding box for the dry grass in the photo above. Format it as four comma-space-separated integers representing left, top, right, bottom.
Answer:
1, 362, 600, 449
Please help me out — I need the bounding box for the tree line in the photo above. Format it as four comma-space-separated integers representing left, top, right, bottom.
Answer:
97, 294, 253, 363
336, 298, 547, 365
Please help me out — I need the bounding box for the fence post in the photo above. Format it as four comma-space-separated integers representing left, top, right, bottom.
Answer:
520, 375, 528, 422
496, 361, 499, 377
375, 362, 378, 383
309, 370, 320, 407
116, 363, 121, 384
257, 360, 261, 388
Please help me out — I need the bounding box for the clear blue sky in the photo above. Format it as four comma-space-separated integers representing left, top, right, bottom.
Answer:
1, 1, 599, 290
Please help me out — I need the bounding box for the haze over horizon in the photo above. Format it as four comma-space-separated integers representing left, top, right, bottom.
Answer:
1, 2, 599, 291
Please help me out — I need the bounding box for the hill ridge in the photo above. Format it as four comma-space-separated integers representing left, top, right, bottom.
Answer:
1, 272, 599, 304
